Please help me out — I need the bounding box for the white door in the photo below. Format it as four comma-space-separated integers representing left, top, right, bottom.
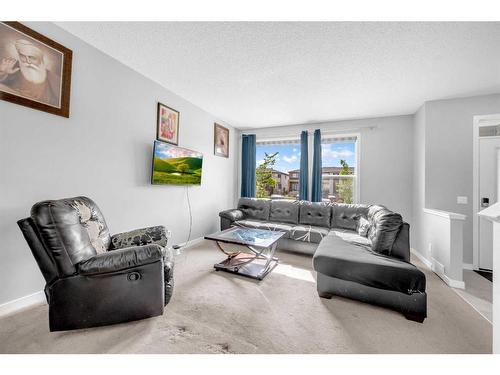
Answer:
479, 137, 500, 270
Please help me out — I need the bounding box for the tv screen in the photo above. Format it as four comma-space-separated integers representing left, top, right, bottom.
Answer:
151, 140, 203, 185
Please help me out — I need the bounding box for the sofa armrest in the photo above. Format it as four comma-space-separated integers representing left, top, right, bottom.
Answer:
78, 244, 163, 275
390, 222, 410, 262
110, 225, 170, 250
219, 209, 245, 222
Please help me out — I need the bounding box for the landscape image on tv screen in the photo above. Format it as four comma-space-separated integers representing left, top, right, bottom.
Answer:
151, 140, 203, 185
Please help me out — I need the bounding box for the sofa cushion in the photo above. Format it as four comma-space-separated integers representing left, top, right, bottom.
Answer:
331, 203, 369, 230
270, 200, 299, 224
219, 208, 245, 222
110, 225, 169, 250
238, 198, 271, 221
329, 229, 371, 247
367, 205, 403, 255
290, 225, 329, 244
357, 217, 370, 237
313, 232, 426, 294
234, 220, 292, 239
299, 201, 331, 228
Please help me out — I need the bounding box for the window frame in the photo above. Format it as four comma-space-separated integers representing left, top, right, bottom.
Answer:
252, 131, 361, 203
255, 137, 301, 199
319, 132, 360, 204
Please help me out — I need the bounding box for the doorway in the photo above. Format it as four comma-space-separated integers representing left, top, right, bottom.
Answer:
473, 114, 500, 274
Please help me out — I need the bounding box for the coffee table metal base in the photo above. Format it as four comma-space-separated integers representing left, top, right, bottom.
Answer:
213, 242, 278, 280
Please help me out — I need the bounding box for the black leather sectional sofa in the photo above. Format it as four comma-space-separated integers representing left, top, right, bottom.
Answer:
220, 198, 427, 322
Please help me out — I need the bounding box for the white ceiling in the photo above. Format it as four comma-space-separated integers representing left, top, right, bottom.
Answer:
56, 22, 500, 129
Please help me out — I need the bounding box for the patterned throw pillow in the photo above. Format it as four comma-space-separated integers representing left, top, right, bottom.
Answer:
357, 217, 370, 237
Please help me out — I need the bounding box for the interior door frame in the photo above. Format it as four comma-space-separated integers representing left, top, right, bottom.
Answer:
473, 114, 500, 270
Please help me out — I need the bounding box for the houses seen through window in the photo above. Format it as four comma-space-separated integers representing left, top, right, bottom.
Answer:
321, 136, 357, 203
255, 140, 300, 199
255, 135, 357, 203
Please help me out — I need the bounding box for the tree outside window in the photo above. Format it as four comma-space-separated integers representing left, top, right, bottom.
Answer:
255, 138, 357, 202
256, 152, 278, 198
321, 140, 356, 203
255, 142, 301, 199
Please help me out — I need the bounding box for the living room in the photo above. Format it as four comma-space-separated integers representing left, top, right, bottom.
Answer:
1, 1, 500, 373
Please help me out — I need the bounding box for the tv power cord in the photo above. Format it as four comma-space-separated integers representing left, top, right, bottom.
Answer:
171, 185, 192, 255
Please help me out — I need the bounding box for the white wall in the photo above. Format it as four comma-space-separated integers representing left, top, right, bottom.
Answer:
246, 115, 414, 224
412, 105, 426, 256
426, 95, 500, 264
494, 219, 500, 353
421, 209, 466, 287
0, 22, 239, 305
412, 94, 500, 264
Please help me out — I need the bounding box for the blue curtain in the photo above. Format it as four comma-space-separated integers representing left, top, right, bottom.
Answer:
241, 134, 256, 198
311, 129, 322, 202
299, 131, 309, 201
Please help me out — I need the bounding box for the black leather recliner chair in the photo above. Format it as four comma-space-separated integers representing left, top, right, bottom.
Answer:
17, 196, 174, 331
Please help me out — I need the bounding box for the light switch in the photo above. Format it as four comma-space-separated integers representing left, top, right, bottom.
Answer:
457, 196, 468, 204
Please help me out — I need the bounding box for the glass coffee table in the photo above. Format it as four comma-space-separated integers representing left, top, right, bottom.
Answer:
204, 227, 286, 280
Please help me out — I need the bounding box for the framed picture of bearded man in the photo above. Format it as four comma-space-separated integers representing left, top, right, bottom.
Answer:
0, 22, 72, 118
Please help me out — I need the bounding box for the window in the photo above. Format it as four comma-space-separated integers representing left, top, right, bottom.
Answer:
255, 139, 301, 199
321, 135, 357, 203
254, 134, 358, 203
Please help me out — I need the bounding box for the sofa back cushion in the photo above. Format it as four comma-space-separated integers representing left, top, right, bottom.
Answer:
299, 201, 331, 228
238, 198, 271, 221
270, 200, 299, 224
30, 196, 110, 276
331, 203, 369, 230
367, 205, 403, 255
18, 217, 59, 282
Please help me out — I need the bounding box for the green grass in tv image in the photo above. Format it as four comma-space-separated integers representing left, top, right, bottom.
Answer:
152, 156, 202, 185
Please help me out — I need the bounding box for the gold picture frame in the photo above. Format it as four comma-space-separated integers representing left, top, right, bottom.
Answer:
214, 123, 229, 158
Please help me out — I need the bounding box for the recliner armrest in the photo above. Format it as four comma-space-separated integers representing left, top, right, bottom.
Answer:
110, 225, 169, 250
78, 244, 163, 275
219, 209, 245, 222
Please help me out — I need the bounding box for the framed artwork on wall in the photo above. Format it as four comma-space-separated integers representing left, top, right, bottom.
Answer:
0, 21, 72, 118
214, 123, 229, 158
157, 102, 180, 145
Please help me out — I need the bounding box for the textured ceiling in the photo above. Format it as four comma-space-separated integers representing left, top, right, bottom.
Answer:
56, 22, 500, 129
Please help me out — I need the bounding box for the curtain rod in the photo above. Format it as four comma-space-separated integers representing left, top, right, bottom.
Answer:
244, 126, 377, 141
321, 125, 378, 135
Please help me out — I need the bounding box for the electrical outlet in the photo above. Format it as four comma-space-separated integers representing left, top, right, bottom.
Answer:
457, 196, 468, 204
428, 243, 432, 256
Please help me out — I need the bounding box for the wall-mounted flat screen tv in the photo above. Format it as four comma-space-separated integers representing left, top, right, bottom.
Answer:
151, 140, 203, 185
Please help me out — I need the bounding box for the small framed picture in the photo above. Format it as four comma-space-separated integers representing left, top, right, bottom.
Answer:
214, 123, 229, 158
156, 102, 180, 145
0, 21, 73, 118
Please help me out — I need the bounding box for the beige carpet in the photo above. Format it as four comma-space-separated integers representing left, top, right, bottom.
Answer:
0, 240, 492, 353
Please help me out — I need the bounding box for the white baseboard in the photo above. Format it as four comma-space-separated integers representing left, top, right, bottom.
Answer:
410, 248, 432, 269
0, 237, 205, 318
442, 275, 466, 289
463, 263, 474, 270
173, 236, 204, 251
431, 257, 465, 289
185, 236, 204, 247
0, 290, 46, 318
410, 248, 465, 289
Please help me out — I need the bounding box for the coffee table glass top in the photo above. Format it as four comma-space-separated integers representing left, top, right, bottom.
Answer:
205, 227, 285, 248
